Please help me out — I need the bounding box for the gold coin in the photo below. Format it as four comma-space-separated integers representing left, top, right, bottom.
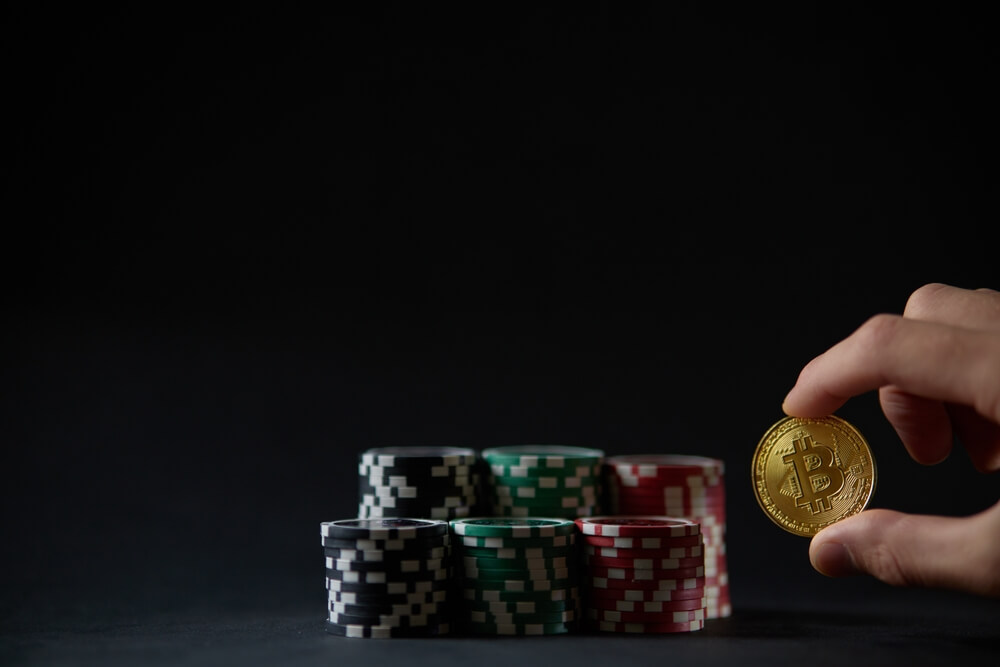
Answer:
752, 415, 877, 537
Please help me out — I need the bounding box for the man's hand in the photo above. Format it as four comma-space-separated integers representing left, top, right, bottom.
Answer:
782, 283, 1000, 597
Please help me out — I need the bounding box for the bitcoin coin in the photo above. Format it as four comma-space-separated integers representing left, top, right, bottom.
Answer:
752, 415, 877, 537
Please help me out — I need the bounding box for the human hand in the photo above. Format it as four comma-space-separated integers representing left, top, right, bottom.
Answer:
781, 283, 1000, 597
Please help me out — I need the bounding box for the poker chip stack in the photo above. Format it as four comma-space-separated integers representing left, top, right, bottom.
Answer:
449, 518, 581, 635
575, 517, 707, 634
481, 445, 605, 519
602, 455, 731, 618
321, 518, 455, 638
357, 446, 482, 520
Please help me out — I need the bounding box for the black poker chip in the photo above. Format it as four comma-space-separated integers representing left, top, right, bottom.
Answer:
358, 506, 475, 520
329, 588, 450, 605
320, 518, 449, 541
328, 608, 452, 628
356, 495, 477, 510
324, 567, 452, 584
324, 619, 451, 638
359, 446, 478, 467
324, 577, 453, 595
357, 480, 479, 500
326, 598, 452, 617
359, 472, 480, 489
320, 533, 451, 551
356, 447, 485, 520
324, 555, 453, 573
323, 545, 450, 561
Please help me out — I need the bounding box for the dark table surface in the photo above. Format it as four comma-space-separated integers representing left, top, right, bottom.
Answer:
5, 567, 1000, 667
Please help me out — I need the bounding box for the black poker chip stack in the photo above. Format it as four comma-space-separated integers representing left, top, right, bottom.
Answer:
322, 518, 455, 638
357, 446, 483, 520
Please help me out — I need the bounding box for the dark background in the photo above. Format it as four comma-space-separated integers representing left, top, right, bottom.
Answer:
3, 4, 998, 666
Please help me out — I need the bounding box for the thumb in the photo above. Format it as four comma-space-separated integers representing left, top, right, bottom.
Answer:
809, 502, 1000, 598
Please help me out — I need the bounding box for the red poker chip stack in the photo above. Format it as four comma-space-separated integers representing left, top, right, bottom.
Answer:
575, 517, 707, 634
601, 455, 731, 619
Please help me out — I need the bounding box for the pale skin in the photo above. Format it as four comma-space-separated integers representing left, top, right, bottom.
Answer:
782, 282, 1000, 598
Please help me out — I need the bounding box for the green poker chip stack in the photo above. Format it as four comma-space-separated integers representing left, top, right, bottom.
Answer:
449, 518, 582, 635
481, 445, 606, 519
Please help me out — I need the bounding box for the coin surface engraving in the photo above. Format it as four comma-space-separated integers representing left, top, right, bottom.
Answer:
752, 415, 877, 537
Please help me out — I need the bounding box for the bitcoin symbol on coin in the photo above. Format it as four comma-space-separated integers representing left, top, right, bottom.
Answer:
781, 432, 845, 514
752, 415, 876, 537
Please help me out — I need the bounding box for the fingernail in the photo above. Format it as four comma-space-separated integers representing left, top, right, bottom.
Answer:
812, 541, 859, 577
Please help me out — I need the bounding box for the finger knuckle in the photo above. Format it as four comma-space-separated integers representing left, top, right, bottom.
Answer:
904, 283, 950, 318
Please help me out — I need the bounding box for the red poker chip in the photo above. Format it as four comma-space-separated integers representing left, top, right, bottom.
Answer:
607, 499, 726, 512
608, 490, 726, 502
606, 469, 723, 483
583, 544, 704, 559
608, 481, 723, 495
692, 521, 726, 535
608, 495, 727, 509
575, 516, 700, 538
609, 498, 722, 510
585, 575, 705, 591
581, 534, 704, 549
604, 454, 724, 474
606, 480, 726, 494
607, 503, 726, 516
586, 607, 705, 624
702, 555, 729, 568
706, 598, 732, 609
584, 584, 706, 602
607, 471, 724, 485
585, 565, 705, 580
609, 507, 725, 522
705, 604, 731, 618
603, 478, 721, 490
703, 593, 731, 606
583, 554, 705, 570
583, 618, 705, 634
609, 497, 726, 510
702, 557, 728, 570
585, 595, 707, 613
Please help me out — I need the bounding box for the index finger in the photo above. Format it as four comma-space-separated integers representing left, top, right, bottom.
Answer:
782, 314, 1000, 423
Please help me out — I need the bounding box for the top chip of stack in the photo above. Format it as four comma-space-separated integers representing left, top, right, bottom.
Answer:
321, 518, 454, 638
481, 445, 605, 519
602, 455, 730, 619
357, 446, 481, 521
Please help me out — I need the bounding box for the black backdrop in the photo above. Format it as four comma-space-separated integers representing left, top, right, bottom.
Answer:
3, 3, 998, 661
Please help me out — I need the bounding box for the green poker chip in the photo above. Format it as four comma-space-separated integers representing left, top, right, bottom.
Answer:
450, 517, 577, 538
491, 485, 600, 500
462, 597, 579, 613
489, 506, 598, 519
487, 463, 603, 480
460, 544, 578, 560
461, 554, 574, 571
481, 445, 604, 465
461, 565, 577, 581
486, 475, 605, 491
458, 576, 579, 592
459, 620, 577, 635
489, 496, 600, 518
465, 609, 578, 625
455, 533, 576, 550
460, 586, 580, 603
